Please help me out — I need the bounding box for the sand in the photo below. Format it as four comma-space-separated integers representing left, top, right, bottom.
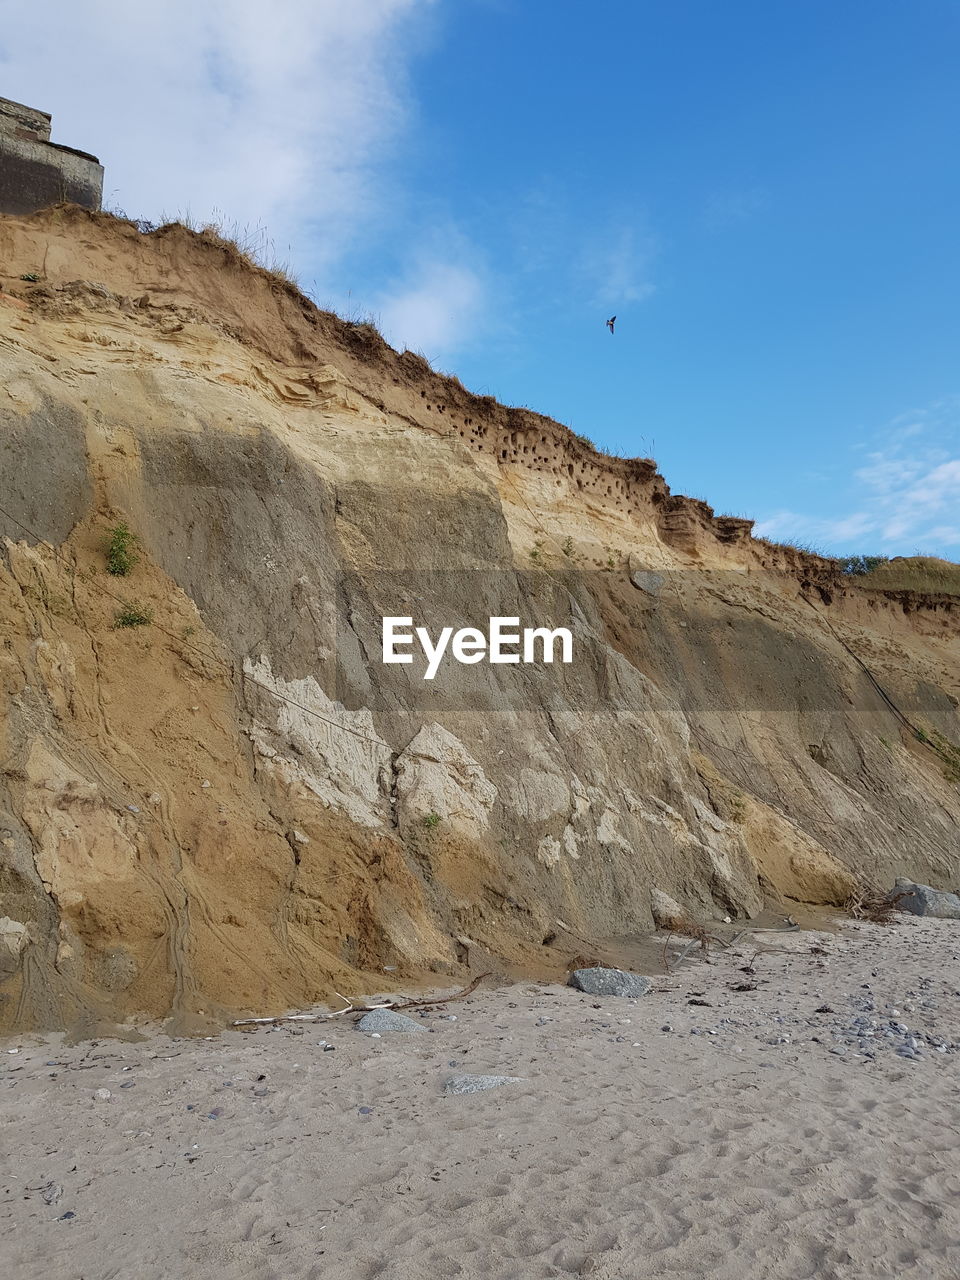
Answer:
3, 916, 960, 1279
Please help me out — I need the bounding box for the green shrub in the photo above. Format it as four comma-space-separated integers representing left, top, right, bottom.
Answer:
838, 555, 890, 576
113, 601, 153, 629
423, 812, 441, 829
560, 535, 585, 565
105, 522, 140, 576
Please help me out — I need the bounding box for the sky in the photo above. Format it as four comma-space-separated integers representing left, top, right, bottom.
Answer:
2, 0, 959, 557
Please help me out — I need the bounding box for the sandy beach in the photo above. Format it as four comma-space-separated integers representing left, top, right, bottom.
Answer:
3, 915, 960, 1279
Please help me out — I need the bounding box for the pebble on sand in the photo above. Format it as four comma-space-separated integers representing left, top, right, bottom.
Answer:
444, 1074, 523, 1095
357, 1009, 428, 1034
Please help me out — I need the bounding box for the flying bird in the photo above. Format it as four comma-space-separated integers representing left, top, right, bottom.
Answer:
606, 315, 616, 334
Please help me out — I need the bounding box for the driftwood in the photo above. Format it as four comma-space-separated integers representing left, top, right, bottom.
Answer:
231, 972, 490, 1028
661, 936, 701, 974
660, 924, 757, 974
845, 887, 907, 924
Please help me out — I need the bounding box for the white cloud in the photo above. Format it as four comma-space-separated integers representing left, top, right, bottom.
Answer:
898, 459, 960, 512
754, 397, 960, 555
373, 254, 487, 358
753, 509, 877, 548
0, 1, 435, 272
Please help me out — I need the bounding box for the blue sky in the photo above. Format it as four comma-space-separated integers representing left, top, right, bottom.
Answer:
3, 1, 959, 556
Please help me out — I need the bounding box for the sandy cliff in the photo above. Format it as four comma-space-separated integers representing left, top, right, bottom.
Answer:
1, 205, 958, 1035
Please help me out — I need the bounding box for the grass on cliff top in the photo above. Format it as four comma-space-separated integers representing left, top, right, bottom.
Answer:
103, 202, 301, 290
766, 538, 830, 559
847, 556, 960, 595
766, 543, 960, 592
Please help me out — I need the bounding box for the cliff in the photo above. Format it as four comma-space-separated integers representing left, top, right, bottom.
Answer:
1, 204, 958, 1036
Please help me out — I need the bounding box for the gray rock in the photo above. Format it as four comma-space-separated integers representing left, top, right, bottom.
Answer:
890, 879, 960, 920
568, 967, 653, 998
631, 570, 665, 596
357, 1009, 428, 1034
444, 1074, 523, 1095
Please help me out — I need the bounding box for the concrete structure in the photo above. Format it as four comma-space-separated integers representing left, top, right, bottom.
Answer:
0, 96, 103, 215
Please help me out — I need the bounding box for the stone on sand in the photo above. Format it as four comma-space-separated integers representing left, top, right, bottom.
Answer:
891, 879, 960, 920
568, 967, 653, 998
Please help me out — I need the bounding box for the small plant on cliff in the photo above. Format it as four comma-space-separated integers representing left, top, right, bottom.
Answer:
529, 539, 546, 565
560, 535, 586, 565
113, 601, 153, 629
726, 791, 747, 823
19, 272, 39, 283
916, 727, 960, 784
104, 522, 140, 576
423, 811, 442, 829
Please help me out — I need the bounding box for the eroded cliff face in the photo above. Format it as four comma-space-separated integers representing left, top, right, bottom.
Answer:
1, 206, 958, 1035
